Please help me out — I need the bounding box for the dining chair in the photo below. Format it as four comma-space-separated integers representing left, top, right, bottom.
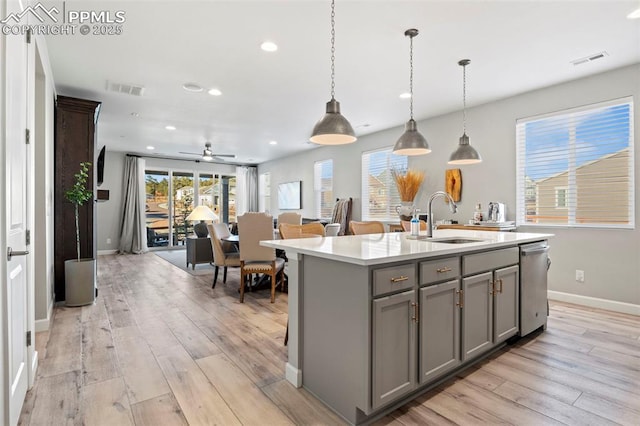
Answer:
207, 223, 241, 289
400, 220, 428, 232
277, 212, 302, 228
238, 213, 285, 303
279, 222, 325, 239
349, 220, 385, 235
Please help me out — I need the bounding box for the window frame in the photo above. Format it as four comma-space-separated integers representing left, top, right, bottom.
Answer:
361, 147, 408, 222
313, 159, 333, 220
516, 97, 634, 229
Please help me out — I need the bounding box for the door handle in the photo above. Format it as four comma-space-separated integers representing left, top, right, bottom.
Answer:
7, 247, 29, 261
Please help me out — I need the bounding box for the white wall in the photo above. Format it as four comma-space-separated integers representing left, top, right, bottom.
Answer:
259, 64, 640, 306
96, 153, 236, 251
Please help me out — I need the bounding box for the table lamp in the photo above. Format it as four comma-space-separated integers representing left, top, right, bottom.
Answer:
185, 205, 219, 238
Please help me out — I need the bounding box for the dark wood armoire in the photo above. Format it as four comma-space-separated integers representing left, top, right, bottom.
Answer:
54, 95, 101, 302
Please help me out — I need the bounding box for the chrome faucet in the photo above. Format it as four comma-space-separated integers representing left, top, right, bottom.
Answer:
426, 191, 458, 237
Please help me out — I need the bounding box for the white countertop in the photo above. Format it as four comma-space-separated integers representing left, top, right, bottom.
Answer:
261, 229, 553, 266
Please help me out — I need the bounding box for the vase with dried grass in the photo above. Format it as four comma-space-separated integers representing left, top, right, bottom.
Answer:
392, 168, 425, 221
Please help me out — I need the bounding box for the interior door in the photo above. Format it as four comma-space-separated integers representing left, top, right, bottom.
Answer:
4, 6, 30, 424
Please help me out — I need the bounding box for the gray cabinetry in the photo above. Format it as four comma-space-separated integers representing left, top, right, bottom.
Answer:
419, 280, 461, 383
494, 265, 519, 343
372, 290, 416, 409
462, 248, 520, 361
461, 272, 494, 360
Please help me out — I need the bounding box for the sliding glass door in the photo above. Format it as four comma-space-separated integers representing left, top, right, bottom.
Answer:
171, 172, 194, 246
145, 171, 170, 247
145, 169, 236, 249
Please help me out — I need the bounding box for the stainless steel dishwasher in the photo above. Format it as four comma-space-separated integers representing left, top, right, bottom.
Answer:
520, 241, 551, 336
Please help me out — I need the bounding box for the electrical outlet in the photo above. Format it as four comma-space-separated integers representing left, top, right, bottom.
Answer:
575, 269, 585, 283
106, 238, 111, 245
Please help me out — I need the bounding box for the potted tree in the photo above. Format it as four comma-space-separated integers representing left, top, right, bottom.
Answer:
64, 162, 96, 306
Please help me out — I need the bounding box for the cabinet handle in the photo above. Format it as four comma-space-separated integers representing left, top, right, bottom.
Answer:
490, 280, 495, 296
436, 267, 452, 273
456, 289, 464, 308
498, 278, 503, 294
411, 302, 419, 323
390, 275, 409, 283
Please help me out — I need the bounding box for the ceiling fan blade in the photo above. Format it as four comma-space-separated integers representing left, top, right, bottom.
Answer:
178, 151, 201, 156
212, 154, 236, 158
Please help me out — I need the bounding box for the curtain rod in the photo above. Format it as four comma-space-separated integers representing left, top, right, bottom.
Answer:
125, 152, 255, 167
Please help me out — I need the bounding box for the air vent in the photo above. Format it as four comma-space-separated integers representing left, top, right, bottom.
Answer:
570, 51, 609, 66
106, 80, 145, 96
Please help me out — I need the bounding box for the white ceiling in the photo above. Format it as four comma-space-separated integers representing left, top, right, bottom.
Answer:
43, 0, 640, 165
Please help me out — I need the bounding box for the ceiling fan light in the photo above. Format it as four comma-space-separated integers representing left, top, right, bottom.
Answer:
310, 99, 357, 145
448, 133, 482, 164
393, 119, 431, 155
202, 154, 213, 161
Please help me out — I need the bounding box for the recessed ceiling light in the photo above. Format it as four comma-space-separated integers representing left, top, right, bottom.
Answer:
165, 125, 176, 130
208, 88, 222, 96
628, 7, 640, 19
182, 82, 203, 92
261, 41, 278, 52
269, 140, 278, 145
146, 146, 155, 150
130, 112, 139, 117
399, 93, 412, 99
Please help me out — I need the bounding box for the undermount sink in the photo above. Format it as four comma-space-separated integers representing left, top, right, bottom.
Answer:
407, 235, 486, 244
430, 237, 486, 244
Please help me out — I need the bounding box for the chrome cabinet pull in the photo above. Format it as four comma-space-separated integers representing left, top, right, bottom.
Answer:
390, 275, 409, 283
436, 266, 452, 273
7, 247, 29, 261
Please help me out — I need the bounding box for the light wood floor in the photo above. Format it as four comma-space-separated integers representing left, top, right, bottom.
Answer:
19, 252, 640, 425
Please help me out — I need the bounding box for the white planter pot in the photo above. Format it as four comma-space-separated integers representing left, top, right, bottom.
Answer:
64, 258, 96, 306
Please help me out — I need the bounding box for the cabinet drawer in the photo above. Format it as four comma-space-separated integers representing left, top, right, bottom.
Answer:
373, 264, 415, 297
420, 257, 460, 285
463, 247, 519, 276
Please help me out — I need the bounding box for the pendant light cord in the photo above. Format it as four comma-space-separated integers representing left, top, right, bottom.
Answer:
330, 0, 336, 100
462, 62, 467, 134
409, 34, 414, 120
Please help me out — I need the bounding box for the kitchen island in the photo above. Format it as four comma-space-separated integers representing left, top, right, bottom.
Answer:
262, 229, 553, 425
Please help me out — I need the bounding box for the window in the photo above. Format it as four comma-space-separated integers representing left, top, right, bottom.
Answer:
555, 187, 568, 209
361, 148, 407, 221
516, 97, 634, 228
314, 160, 333, 219
259, 172, 271, 212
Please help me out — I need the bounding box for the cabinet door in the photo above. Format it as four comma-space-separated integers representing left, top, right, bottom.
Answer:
494, 265, 519, 343
462, 272, 493, 361
419, 280, 460, 383
372, 290, 416, 410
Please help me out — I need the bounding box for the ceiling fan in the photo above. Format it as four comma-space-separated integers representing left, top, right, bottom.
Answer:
179, 142, 236, 161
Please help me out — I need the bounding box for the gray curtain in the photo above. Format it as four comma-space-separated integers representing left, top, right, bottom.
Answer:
118, 156, 148, 254
236, 166, 258, 215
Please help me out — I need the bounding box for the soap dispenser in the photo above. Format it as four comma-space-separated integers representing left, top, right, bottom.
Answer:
473, 202, 483, 224
410, 209, 420, 236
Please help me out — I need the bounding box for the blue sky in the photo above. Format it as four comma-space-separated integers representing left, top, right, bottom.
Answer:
524, 103, 630, 181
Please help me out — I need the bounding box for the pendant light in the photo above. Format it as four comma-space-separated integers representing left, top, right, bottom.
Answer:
448, 59, 482, 164
310, 0, 356, 145
393, 29, 430, 156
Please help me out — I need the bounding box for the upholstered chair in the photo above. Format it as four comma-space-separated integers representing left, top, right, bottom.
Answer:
349, 221, 385, 235
276, 212, 302, 228
207, 223, 241, 289
238, 213, 285, 303
324, 223, 341, 237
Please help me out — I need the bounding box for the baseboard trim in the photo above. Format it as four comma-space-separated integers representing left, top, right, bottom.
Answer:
98, 249, 118, 255
285, 362, 302, 388
548, 290, 640, 316
34, 298, 55, 332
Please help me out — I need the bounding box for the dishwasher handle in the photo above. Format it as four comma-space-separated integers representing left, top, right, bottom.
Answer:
521, 246, 549, 256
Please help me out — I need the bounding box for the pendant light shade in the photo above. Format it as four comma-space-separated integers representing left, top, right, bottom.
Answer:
448, 59, 482, 165
393, 29, 430, 156
310, 0, 356, 145
310, 99, 356, 145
